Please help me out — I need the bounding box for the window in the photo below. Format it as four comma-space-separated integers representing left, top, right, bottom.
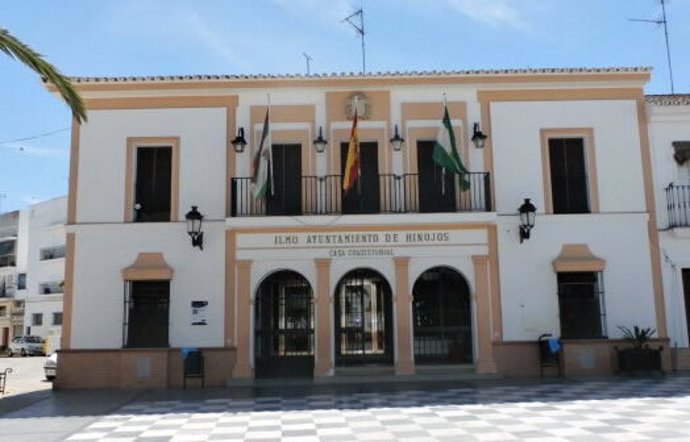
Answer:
548, 138, 589, 214
0, 239, 16, 268
32, 313, 43, 326
17, 273, 26, 290
53, 312, 63, 326
134, 146, 173, 222
125, 280, 170, 348
39, 281, 62, 295
40, 246, 65, 260
557, 272, 606, 339
0, 306, 6, 317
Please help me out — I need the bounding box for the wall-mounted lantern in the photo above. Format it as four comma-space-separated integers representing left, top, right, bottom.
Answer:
231, 127, 247, 154
471, 122, 488, 149
185, 206, 204, 250
518, 198, 537, 243
389, 124, 405, 152
313, 126, 328, 153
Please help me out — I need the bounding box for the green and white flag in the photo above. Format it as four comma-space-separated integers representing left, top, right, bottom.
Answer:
433, 105, 470, 190
252, 109, 272, 199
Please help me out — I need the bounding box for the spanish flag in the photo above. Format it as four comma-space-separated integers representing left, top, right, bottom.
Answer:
342, 109, 360, 193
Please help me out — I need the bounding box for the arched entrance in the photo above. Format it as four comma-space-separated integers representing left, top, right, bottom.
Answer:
412, 267, 472, 364
254, 270, 314, 378
335, 269, 393, 365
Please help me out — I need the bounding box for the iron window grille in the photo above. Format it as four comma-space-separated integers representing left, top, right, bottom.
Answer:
39, 281, 63, 295
122, 280, 170, 348
557, 271, 607, 339
39, 245, 65, 261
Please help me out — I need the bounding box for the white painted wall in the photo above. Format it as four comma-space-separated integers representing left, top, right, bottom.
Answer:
497, 213, 656, 341
491, 100, 646, 215
648, 102, 690, 347
77, 108, 227, 223
70, 221, 225, 349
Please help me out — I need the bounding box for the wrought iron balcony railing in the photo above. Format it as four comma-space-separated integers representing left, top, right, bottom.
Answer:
666, 183, 690, 228
231, 172, 491, 217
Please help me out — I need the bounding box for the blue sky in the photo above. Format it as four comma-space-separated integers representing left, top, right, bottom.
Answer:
1, 0, 689, 212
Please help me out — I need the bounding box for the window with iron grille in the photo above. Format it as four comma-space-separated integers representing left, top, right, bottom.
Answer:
39, 281, 62, 295
53, 312, 63, 326
549, 138, 590, 214
39, 245, 65, 260
557, 272, 606, 339
124, 280, 170, 348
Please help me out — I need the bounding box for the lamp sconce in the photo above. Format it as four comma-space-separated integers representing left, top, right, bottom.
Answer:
390, 124, 405, 152
185, 206, 204, 250
471, 122, 488, 149
518, 198, 537, 243
313, 126, 328, 153
231, 127, 247, 154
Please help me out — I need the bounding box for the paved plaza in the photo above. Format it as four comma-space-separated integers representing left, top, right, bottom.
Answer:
41, 375, 690, 442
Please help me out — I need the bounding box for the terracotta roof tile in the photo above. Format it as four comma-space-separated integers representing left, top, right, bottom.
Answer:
65, 66, 652, 84
646, 94, 690, 106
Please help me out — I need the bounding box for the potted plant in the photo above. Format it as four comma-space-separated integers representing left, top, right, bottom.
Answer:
615, 325, 663, 375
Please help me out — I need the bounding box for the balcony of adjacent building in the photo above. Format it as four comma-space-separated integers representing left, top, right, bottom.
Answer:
231, 172, 491, 217
665, 183, 690, 229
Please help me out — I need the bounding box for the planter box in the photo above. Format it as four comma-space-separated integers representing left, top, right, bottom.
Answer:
616, 347, 663, 375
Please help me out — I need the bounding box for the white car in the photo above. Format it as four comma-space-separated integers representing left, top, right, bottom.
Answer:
7, 336, 45, 357
44, 353, 58, 381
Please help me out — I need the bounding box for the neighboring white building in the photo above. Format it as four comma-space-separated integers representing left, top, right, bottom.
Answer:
0, 210, 22, 347
648, 94, 690, 370
53, 67, 669, 389
16, 196, 67, 352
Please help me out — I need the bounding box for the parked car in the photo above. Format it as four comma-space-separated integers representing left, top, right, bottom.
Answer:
7, 336, 45, 357
44, 353, 57, 381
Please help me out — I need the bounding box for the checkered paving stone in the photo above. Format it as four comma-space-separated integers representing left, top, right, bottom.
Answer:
66, 376, 690, 441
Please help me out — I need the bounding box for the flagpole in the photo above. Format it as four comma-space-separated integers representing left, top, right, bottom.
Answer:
267, 93, 275, 196
441, 93, 447, 196
355, 96, 362, 197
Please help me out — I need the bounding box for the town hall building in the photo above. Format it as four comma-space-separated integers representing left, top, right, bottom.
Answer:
52, 67, 670, 388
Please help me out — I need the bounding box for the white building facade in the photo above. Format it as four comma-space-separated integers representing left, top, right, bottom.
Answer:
55, 68, 668, 388
648, 94, 690, 369
18, 197, 67, 352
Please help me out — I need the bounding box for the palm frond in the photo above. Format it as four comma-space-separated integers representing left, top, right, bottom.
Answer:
0, 27, 87, 123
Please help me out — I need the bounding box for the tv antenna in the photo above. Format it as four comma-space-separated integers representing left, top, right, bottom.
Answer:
630, 0, 675, 94
302, 52, 313, 75
342, 8, 366, 74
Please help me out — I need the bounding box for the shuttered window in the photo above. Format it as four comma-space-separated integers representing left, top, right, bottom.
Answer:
549, 138, 589, 214
134, 146, 172, 222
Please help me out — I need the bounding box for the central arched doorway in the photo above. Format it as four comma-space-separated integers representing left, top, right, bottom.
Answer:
254, 270, 314, 378
412, 267, 472, 364
335, 269, 393, 366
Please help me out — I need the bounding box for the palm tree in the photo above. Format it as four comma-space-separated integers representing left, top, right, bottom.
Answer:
1, 26, 87, 123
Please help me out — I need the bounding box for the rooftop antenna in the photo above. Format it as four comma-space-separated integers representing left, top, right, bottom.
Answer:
629, 0, 675, 94
0, 193, 6, 213
302, 52, 313, 75
342, 7, 366, 74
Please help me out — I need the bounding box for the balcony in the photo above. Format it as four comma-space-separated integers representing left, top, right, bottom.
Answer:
231, 173, 491, 217
666, 183, 690, 228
